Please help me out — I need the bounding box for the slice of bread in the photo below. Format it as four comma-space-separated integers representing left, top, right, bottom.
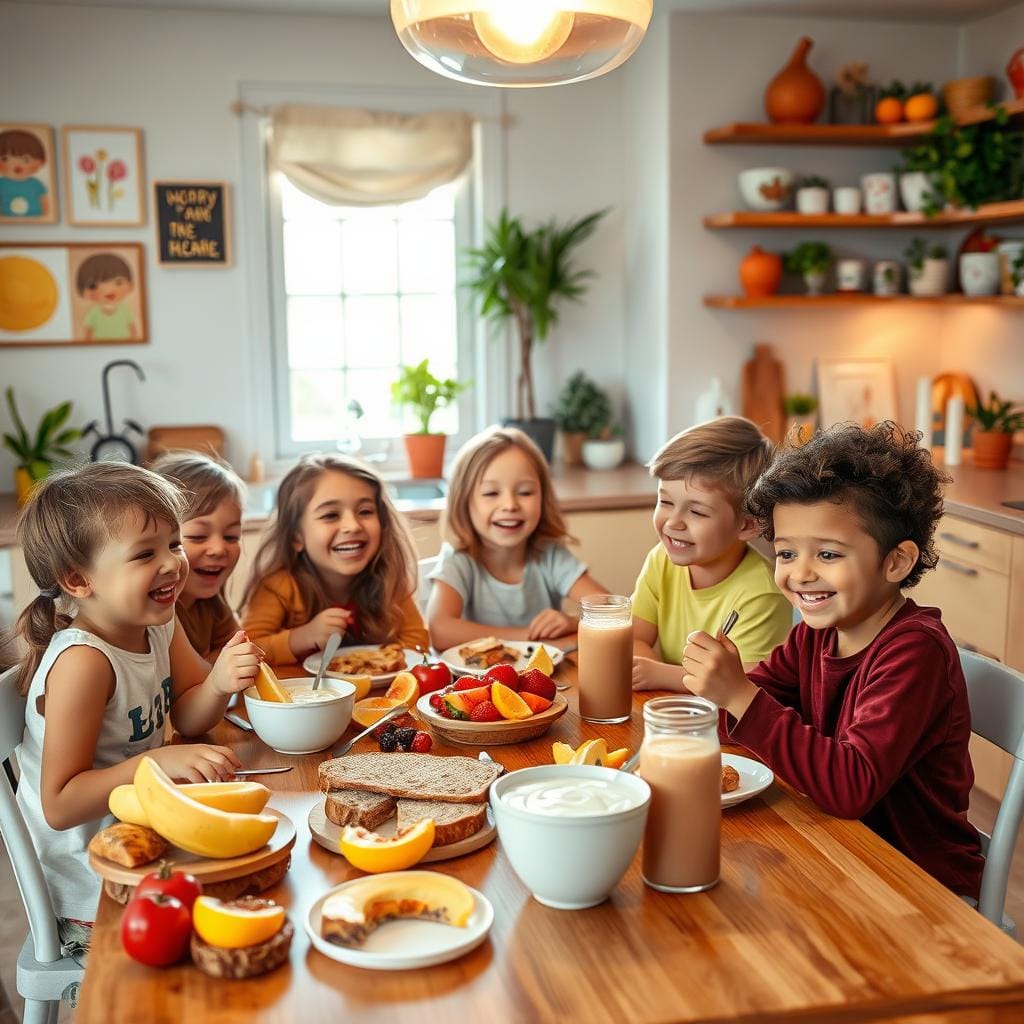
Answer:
324, 790, 396, 830
318, 752, 501, 804
396, 799, 487, 847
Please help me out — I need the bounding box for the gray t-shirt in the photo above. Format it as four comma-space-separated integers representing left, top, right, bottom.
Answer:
429, 542, 587, 628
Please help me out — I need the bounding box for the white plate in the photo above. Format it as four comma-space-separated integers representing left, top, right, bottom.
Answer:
722, 753, 774, 808
305, 872, 494, 970
302, 646, 422, 687
438, 640, 565, 679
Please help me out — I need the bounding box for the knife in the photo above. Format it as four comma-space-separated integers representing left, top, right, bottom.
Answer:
233, 766, 294, 776
224, 711, 254, 732
332, 702, 408, 757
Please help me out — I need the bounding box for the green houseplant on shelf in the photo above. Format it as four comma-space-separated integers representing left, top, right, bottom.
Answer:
391, 360, 468, 479
3, 388, 82, 505
904, 238, 949, 297
782, 393, 818, 446
464, 207, 607, 461
967, 390, 1024, 470
553, 372, 612, 466
784, 242, 833, 295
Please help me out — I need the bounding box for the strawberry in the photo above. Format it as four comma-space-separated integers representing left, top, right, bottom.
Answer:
454, 676, 483, 692
470, 700, 502, 723
517, 668, 556, 702
410, 731, 433, 753
483, 664, 519, 689
428, 692, 445, 712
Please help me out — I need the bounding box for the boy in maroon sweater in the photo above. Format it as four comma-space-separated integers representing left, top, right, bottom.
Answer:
682, 422, 983, 898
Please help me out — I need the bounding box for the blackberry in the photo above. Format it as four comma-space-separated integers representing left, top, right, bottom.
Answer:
378, 731, 399, 753
373, 720, 398, 741
394, 727, 417, 751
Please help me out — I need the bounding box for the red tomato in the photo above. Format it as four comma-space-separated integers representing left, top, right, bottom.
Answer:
483, 663, 519, 689
411, 660, 452, 694
121, 893, 192, 967
135, 863, 203, 912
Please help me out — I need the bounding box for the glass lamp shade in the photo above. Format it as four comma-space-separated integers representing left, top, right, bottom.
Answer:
390, 0, 654, 88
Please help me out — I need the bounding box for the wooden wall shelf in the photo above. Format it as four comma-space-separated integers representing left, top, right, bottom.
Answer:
704, 200, 1024, 230
704, 294, 1024, 309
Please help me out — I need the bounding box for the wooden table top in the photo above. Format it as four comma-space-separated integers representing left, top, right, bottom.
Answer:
77, 661, 1024, 1024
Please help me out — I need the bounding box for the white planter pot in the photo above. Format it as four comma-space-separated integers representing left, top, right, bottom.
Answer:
908, 258, 948, 297
804, 270, 827, 295
861, 172, 897, 214
873, 260, 901, 296
796, 187, 829, 214
836, 259, 866, 292
899, 172, 934, 213
833, 186, 862, 215
582, 438, 626, 471
960, 251, 1000, 296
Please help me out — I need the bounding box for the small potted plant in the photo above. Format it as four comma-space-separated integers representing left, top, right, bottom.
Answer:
895, 142, 941, 213
795, 175, 829, 215
782, 393, 818, 446
960, 235, 1000, 297
967, 390, 1024, 470
553, 372, 612, 466
391, 359, 468, 479
3, 388, 82, 506
784, 242, 833, 295
905, 238, 949, 297
582, 423, 626, 472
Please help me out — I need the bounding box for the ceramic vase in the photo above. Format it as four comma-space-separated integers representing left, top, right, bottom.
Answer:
972, 431, 1013, 470
861, 172, 897, 214
403, 433, 446, 479
908, 258, 949, 297
836, 259, 866, 293
960, 252, 1000, 297
899, 172, 934, 213
739, 246, 782, 297
764, 37, 826, 124
796, 187, 829, 214
833, 187, 862, 215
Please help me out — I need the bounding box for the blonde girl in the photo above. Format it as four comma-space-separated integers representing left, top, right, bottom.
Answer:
241, 453, 428, 674
151, 451, 246, 661
13, 463, 260, 951
427, 426, 607, 651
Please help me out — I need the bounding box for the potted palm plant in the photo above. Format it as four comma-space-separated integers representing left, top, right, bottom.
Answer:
464, 207, 607, 461
553, 372, 612, 466
391, 360, 468, 479
967, 390, 1024, 470
3, 388, 82, 505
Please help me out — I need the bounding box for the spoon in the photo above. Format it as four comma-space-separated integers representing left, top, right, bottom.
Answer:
312, 632, 343, 691
333, 703, 408, 757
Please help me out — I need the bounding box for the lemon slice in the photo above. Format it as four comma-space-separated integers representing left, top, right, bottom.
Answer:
338, 818, 436, 873
384, 670, 420, 706
571, 738, 608, 766
255, 663, 292, 703
192, 896, 285, 949
552, 741, 575, 765
525, 644, 554, 676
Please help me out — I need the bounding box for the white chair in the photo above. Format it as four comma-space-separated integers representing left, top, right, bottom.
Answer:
960, 648, 1024, 937
0, 666, 83, 1024
416, 554, 440, 615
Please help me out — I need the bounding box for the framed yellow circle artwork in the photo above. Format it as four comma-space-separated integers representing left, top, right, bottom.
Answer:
0, 255, 58, 331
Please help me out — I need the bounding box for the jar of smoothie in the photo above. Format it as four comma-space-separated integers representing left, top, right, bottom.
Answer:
638, 695, 721, 893
577, 595, 633, 724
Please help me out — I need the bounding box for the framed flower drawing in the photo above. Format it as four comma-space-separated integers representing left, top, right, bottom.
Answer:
62, 126, 145, 226
817, 359, 898, 430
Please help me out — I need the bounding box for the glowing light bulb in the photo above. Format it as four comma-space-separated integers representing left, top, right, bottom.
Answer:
472, 2, 575, 65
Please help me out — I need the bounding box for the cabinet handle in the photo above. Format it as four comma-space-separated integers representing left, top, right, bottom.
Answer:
940, 559, 978, 577
940, 532, 980, 550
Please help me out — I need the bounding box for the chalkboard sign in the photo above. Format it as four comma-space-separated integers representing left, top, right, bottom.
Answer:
153, 181, 230, 267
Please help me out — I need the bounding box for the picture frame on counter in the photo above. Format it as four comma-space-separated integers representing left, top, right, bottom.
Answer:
62, 125, 145, 226
0, 241, 148, 347
153, 181, 231, 267
816, 358, 897, 430
0, 122, 58, 224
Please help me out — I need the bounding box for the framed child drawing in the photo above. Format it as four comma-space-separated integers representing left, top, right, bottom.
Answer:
817, 358, 898, 429
62, 126, 145, 226
0, 242, 148, 346
0, 123, 58, 224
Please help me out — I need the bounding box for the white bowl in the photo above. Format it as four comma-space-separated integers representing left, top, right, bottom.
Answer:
243, 677, 356, 755
582, 438, 625, 470
490, 765, 650, 910
738, 167, 794, 211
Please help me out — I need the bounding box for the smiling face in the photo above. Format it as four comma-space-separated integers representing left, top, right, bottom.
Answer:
294, 470, 382, 589
468, 447, 543, 554
0, 153, 43, 179
84, 274, 132, 307
654, 475, 752, 573
179, 498, 242, 606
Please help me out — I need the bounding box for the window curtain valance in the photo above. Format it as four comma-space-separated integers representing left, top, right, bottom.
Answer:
268, 104, 473, 207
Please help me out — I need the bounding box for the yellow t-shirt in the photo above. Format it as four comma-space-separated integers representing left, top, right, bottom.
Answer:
630, 544, 792, 666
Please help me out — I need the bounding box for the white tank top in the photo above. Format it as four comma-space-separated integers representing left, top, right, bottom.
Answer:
16, 621, 175, 920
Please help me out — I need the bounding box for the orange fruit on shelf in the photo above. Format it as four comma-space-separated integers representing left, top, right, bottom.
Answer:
490, 682, 532, 721
338, 819, 436, 873
874, 96, 904, 124
352, 696, 403, 728
904, 92, 938, 122
385, 671, 420, 706
255, 662, 292, 703
519, 692, 552, 715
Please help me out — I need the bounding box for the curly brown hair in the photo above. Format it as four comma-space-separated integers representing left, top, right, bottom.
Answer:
745, 421, 950, 589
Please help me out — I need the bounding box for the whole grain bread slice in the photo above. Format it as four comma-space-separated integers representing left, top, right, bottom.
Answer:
324, 790, 396, 830
396, 799, 487, 847
318, 752, 501, 804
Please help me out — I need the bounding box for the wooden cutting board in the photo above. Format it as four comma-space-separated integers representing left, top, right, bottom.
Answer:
741, 343, 785, 442
145, 425, 226, 462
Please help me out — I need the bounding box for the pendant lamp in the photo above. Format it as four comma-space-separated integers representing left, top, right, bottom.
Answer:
390, 0, 654, 88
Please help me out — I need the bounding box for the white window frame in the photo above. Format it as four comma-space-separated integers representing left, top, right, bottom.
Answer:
238, 80, 508, 473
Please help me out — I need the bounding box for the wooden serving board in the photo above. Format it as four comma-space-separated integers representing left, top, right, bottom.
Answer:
414, 693, 568, 746
88, 808, 296, 887
144, 425, 226, 462
308, 801, 496, 862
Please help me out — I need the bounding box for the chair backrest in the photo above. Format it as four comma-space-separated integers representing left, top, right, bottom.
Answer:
959, 648, 1024, 929
416, 555, 440, 615
0, 665, 62, 963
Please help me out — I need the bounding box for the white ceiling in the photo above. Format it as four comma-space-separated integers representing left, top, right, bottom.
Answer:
8, 0, 1018, 22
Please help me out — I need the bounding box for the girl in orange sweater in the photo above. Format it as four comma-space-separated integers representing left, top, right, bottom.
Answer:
241, 454, 428, 675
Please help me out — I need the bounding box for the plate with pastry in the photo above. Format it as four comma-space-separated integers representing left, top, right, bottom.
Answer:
302, 644, 421, 686
305, 870, 494, 970
439, 637, 565, 678
721, 753, 774, 808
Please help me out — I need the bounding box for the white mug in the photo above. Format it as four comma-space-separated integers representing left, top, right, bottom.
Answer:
833, 186, 862, 215
837, 258, 866, 292
861, 172, 897, 214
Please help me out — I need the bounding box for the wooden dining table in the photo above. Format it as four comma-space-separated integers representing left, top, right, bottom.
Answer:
77, 658, 1024, 1024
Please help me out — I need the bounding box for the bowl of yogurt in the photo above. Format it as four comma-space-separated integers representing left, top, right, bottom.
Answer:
243, 676, 356, 755
491, 765, 650, 909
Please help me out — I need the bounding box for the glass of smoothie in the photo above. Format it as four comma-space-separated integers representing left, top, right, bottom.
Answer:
578, 594, 633, 724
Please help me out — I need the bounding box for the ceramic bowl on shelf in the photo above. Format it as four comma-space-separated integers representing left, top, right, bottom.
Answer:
738, 167, 795, 211
582, 438, 626, 470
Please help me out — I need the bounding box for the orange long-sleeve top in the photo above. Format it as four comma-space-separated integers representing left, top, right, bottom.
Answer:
242, 569, 429, 677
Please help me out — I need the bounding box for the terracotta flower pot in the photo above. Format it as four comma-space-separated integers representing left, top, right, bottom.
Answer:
15, 467, 35, 507
764, 37, 826, 124
739, 246, 782, 298
403, 433, 446, 479
972, 430, 1013, 470
561, 431, 586, 466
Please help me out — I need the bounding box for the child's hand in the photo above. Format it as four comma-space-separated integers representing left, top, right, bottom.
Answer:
632, 656, 686, 692
291, 608, 353, 656
150, 743, 241, 783
682, 631, 757, 719
207, 630, 264, 696
527, 609, 576, 640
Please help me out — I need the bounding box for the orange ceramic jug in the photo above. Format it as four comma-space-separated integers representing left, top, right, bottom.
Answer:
739, 246, 782, 298
765, 37, 825, 124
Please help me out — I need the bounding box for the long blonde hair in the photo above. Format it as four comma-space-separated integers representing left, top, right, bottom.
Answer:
13, 463, 185, 695
443, 426, 569, 561
240, 454, 417, 641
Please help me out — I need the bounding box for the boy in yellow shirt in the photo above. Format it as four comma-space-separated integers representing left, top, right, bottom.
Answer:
632, 416, 792, 690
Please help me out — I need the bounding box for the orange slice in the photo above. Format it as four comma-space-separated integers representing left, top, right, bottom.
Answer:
603, 747, 630, 770
491, 681, 532, 721
192, 895, 285, 949
338, 818, 436, 873
384, 670, 420, 706
519, 692, 552, 715
337, 673, 372, 702
255, 662, 292, 703
352, 695, 403, 728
